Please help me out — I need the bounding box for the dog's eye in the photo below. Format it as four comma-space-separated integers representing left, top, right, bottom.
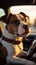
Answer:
23, 25, 28, 30
23, 25, 29, 33
23, 25, 27, 29
12, 20, 20, 26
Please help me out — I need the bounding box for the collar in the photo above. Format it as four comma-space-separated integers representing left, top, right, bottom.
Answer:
2, 36, 20, 44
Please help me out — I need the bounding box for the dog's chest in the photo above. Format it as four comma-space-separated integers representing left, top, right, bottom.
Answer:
1, 39, 23, 57
1, 40, 15, 57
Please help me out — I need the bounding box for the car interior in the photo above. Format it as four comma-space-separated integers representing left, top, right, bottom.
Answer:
0, 0, 36, 65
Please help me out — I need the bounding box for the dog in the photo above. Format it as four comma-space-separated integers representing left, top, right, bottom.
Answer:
1, 13, 35, 65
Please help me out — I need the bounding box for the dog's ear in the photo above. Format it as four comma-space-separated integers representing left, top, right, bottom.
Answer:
19, 12, 29, 24
19, 12, 26, 17
6, 13, 13, 24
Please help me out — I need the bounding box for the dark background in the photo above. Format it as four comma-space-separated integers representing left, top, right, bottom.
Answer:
0, 0, 36, 13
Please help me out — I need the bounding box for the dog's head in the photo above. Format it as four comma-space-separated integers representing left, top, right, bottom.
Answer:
6, 13, 30, 39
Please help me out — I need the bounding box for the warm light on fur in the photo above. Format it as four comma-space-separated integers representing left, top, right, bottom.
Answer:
0, 21, 4, 32
13, 37, 23, 56
13, 41, 23, 56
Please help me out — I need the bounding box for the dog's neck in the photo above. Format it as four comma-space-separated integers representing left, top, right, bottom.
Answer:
2, 25, 17, 40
